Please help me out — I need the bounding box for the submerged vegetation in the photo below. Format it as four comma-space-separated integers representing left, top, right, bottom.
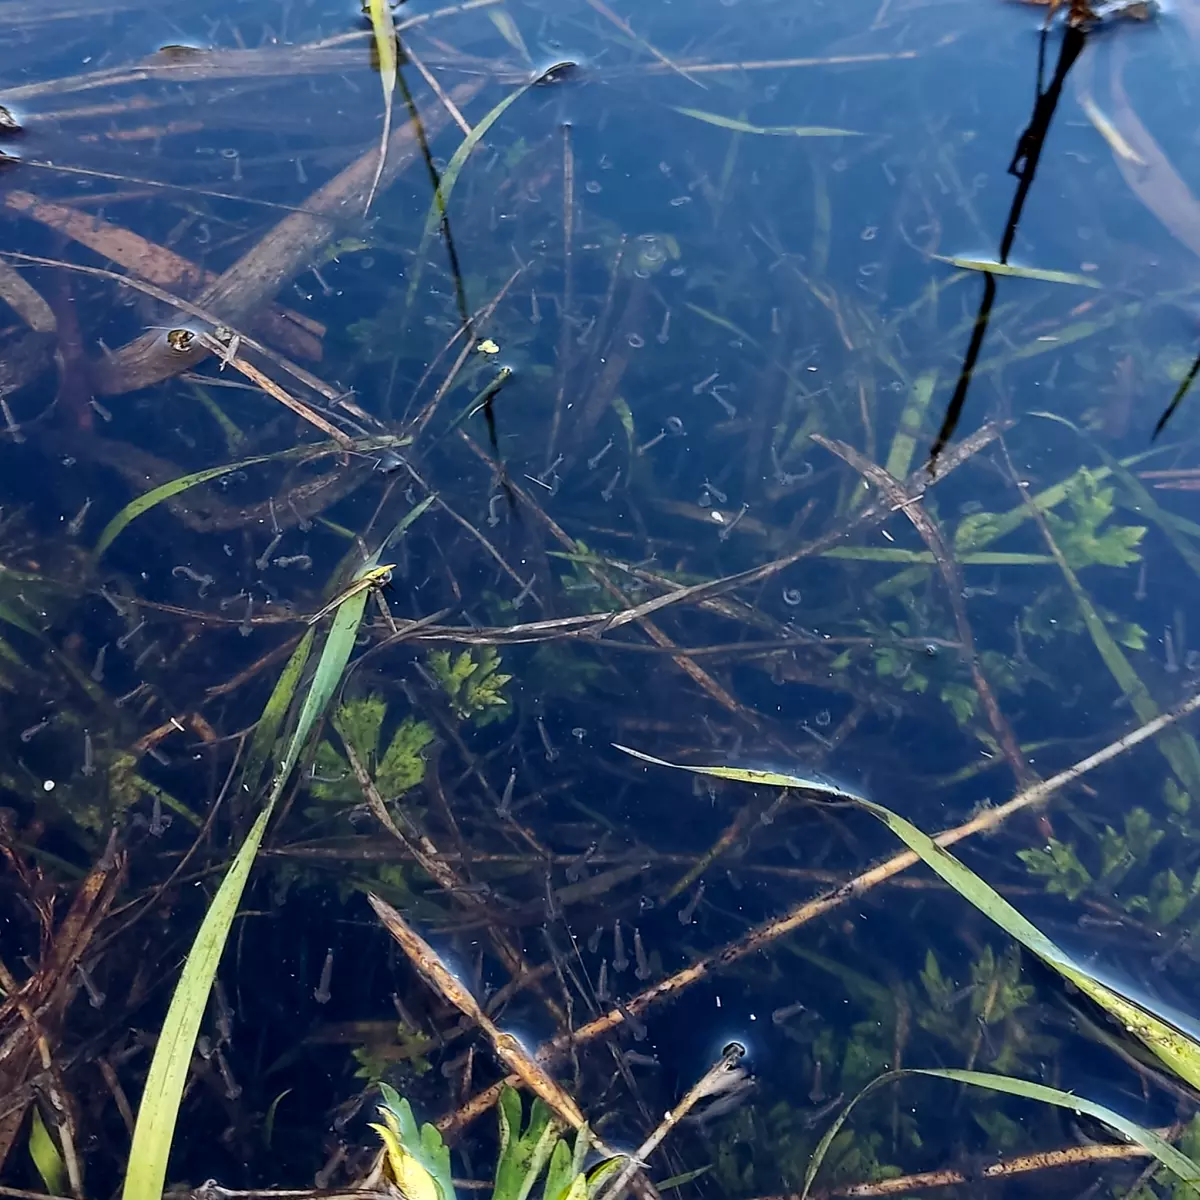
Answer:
2, 0, 1200, 1198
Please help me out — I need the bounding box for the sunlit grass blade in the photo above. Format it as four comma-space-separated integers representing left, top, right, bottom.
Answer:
405, 81, 538, 314
364, 0, 398, 215
801, 1068, 1200, 1200
673, 106, 861, 137
934, 254, 1101, 288
239, 630, 314, 795
615, 746, 1200, 1092
123, 501, 434, 1200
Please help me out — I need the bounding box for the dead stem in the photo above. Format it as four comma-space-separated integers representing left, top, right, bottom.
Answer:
367, 893, 589, 1132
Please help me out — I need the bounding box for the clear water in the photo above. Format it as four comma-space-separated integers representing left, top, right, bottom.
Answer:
2, 0, 1200, 1194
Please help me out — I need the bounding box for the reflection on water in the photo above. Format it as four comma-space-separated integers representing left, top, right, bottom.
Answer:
2, 0, 1200, 1194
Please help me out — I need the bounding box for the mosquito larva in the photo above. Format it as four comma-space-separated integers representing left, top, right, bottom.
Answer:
76, 962, 106, 1009
90, 643, 108, 683
657, 310, 671, 343
679, 882, 705, 925
81, 729, 95, 778
633, 928, 651, 980
172, 565, 214, 597
487, 494, 504, 527
238, 595, 254, 637
498, 767, 516, 817
536, 715, 559, 763
601, 468, 621, 502
133, 640, 161, 670
587, 438, 614, 471
273, 555, 312, 570
117, 618, 146, 650
314, 948, 334, 1004
717, 503, 749, 542
255, 533, 283, 572
20, 717, 51, 742
596, 959, 610, 1003
612, 919, 629, 972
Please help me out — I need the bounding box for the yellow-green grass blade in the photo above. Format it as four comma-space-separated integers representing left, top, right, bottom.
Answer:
934, 254, 1101, 288
364, 0, 398, 215
615, 746, 1200, 1093
122, 531, 409, 1200
239, 629, 314, 796
802, 1068, 1199, 1200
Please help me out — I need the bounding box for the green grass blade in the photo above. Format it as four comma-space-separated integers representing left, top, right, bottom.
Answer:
94, 437, 410, 559
239, 630, 314, 796
934, 254, 1101, 288
801, 1068, 1199, 1200
122, 536, 405, 1200
673, 106, 860, 137
94, 453, 276, 559
913, 1070, 1200, 1184
616, 747, 1200, 1093
1031, 495, 1200, 799
884, 369, 936, 481
28, 1107, 67, 1195
364, 0, 398, 215
405, 82, 537, 313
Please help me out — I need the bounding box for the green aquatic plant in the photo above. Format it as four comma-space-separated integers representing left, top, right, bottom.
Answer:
1045, 468, 1145, 570
309, 693, 434, 806
351, 1024, 433, 1084
371, 1085, 609, 1200
428, 645, 512, 724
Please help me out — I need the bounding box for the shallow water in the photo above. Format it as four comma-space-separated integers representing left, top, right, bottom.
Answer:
2, 0, 1200, 1195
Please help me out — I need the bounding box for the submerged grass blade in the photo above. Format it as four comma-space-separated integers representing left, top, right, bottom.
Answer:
615, 746, 1200, 1093
365, 0, 398, 215
239, 630, 314, 796
405, 82, 537, 314
94, 437, 407, 559
94, 453, 275, 558
935, 254, 1101, 287
122, 503, 434, 1200
673, 106, 860, 137
884, 369, 936, 481
801, 1068, 1199, 1200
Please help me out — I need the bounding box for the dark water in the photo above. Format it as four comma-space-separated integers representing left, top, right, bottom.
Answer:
3, 0, 1200, 1195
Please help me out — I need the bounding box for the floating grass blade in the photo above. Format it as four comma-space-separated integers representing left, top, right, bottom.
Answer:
934, 254, 1101, 288
122, 504, 433, 1200
802, 1068, 1200, 1200
364, 0, 398, 215
673, 106, 860, 137
615, 746, 1200, 1092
